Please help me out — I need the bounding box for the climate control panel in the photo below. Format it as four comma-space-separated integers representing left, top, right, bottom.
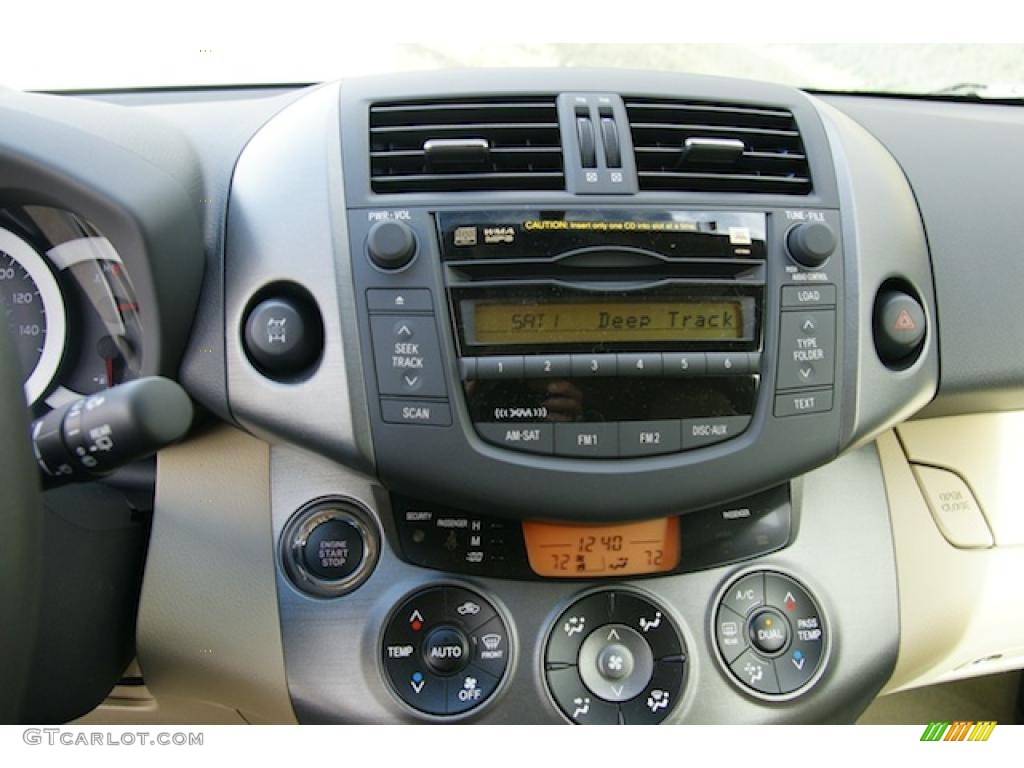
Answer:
544, 590, 687, 724
381, 586, 511, 717
713, 570, 829, 698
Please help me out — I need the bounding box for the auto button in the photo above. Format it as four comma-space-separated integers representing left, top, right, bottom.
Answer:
422, 625, 469, 676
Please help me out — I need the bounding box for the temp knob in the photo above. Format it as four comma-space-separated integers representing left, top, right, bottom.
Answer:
367, 220, 417, 270
786, 222, 836, 269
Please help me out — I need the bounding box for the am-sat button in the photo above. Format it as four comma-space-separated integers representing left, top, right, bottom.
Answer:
381, 399, 452, 426
476, 423, 553, 455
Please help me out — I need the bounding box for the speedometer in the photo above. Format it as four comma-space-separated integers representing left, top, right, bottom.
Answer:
0, 226, 67, 405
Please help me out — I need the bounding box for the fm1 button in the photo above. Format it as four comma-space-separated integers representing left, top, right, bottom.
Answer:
422, 626, 470, 676
748, 608, 789, 656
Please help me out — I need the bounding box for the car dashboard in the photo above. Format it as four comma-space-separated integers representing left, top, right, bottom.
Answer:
1, 68, 1023, 725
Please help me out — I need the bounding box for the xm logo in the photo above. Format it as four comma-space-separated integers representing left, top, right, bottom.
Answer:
920, 721, 997, 741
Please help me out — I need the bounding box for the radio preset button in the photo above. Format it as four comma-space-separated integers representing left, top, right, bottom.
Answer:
681, 416, 751, 449
706, 352, 750, 376
661, 352, 707, 377
476, 423, 554, 455
571, 353, 617, 377
555, 423, 619, 458
477, 356, 524, 379
524, 355, 572, 378
617, 353, 662, 377
619, 421, 681, 457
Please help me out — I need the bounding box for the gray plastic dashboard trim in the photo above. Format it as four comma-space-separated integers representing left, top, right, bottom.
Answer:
223, 82, 373, 469
273, 442, 898, 724
809, 97, 939, 447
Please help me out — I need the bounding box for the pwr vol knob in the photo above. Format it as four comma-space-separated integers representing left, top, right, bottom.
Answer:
367, 220, 417, 270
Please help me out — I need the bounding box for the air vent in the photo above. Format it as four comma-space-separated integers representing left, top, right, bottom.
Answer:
370, 98, 564, 193
625, 99, 812, 194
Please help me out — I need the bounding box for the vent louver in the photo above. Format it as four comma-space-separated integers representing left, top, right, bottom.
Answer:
625, 99, 812, 194
370, 98, 565, 193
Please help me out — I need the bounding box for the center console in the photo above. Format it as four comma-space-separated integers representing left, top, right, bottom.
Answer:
213, 71, 940, 724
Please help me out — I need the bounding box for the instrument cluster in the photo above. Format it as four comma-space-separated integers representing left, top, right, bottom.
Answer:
0, 205, 143, 411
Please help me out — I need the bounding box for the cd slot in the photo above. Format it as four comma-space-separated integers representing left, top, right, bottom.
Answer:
447, 256, 764, 284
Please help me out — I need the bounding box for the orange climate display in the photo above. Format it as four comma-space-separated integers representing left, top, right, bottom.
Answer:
522, 517, 681, 577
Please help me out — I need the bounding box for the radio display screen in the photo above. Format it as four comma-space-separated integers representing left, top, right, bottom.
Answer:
522, 517, 680, 578
471, 299, 745, 345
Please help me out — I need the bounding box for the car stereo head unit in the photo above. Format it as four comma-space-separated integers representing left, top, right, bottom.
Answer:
347, 204, 844, 519
440, 210, 767, 458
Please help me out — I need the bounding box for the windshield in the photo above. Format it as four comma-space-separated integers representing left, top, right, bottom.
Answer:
4, 42, 1023, 96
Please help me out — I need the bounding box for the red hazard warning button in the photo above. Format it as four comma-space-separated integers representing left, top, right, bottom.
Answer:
874, 290, 926, 365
